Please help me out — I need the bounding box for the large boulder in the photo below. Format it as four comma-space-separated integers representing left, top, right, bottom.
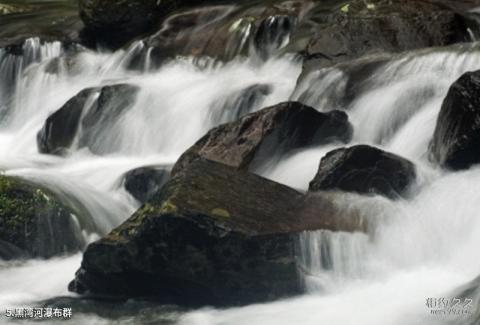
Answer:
301, 0, 471, 70
37, 83, 138, 155
0, 175, 85, 259
309, 145, 416, 199
172, 102, 353, 175
123, 166, 171, 203
69, 158, 366, 305
429, 70, 480, 170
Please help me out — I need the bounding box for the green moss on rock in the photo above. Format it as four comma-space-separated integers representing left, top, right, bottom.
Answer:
0, 175, 84, 259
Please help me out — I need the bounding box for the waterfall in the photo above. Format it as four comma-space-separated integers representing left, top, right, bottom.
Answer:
1, 34, 480, 324
180, 45, 480, 324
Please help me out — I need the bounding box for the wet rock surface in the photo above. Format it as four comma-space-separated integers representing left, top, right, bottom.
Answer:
37, 84, 139, 155
69, 158, 367, 305
309, 145, 417, 199
301, 0, 472, 70
429, 70, 480, 170
0, 175, 84, 259
0, 0, 83, 48
79, 0, 164, 47
172, 102, 353, 175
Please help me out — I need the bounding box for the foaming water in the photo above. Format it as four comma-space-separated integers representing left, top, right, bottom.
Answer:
0, 255, 81, 308
1, 37, 480, 324
0, 39, 301, 312
180, 168, 480, 325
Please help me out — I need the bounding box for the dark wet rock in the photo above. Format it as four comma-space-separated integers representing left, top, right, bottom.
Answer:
429, 70, 480, 170
142, 2, 306, 63
79, 0, 215, 48
69, 158, 367, 305
0, 1, 82, 48
309, 145, 417, 199
302, 0, 472, 70
79, 0, 163, 47
172, 102, 353, 175
37, 84, 138, 155
123, 166, 171, 203
0, 175, 84, 259
37, 88, 92, 155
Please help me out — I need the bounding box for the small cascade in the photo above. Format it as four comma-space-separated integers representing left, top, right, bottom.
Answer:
251, 15, 295, 60
297, 230, 370, 292
0, 38, 62, 120
2, 11, 480, 324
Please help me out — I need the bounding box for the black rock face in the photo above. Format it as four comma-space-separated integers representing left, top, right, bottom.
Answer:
172, 102, 353, 175
69, 159, 367, 305
37, 84, 138, 155
309, 145, 417, 199
429, 70, 480, 170
79, 0, 163, 47
37, 88, 93, 155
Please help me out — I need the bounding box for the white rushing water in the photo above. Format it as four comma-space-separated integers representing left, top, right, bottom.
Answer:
1, 38, 480, 324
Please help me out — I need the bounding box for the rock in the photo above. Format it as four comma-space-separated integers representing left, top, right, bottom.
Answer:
0, 175, 85, 259
309, 145, 416, 199
123, 166, 171, 203
37, 88, 92, 155
143, 2, 303, 61
37, 83, 138, 155
302, 0, 471, 70
429, 70, 480, 170
69, 158, 366, 305
172, 102, 353, 175
0, 1, 82, 48
79, 0, 162, 46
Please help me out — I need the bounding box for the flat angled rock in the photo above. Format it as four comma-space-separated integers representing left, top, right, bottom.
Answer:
172, 101, 352, 175
69, 158, 366, 305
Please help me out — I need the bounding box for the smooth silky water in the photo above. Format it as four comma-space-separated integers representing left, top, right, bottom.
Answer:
1, 37, 480, 324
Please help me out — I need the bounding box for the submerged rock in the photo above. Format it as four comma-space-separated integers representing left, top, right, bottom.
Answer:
0, 175, 84, 259
123, 166, 171, 203
429, 70, 480, 170
37, 83, 138, 155
172, 102, 353, 175
69, 158, 366, 305
309, 145, 416, 199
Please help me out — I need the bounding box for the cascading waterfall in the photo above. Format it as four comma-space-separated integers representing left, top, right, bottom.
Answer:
0, 37, 301, 318
1, 33, 480, 324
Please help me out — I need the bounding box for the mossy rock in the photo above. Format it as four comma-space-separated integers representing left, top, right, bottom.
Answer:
0, 175, 85, 259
